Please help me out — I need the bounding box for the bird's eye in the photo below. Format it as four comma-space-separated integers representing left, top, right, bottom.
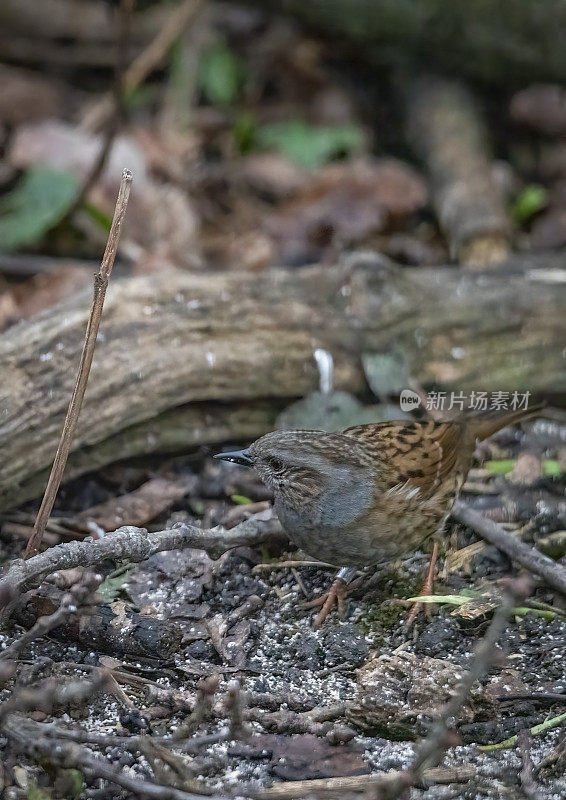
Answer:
270, 457, 284, 472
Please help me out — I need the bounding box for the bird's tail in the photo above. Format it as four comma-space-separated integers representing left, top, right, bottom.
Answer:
471, 402, 545, 441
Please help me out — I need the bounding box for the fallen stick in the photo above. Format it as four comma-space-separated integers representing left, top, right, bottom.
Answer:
83, 0, 204, 131
407, 74, 510, 268
410, 580, 528, 774
452, 501, 566, 597
12, 584, 184, 659
0, 511, 285, 611
24, 169, 132, 558
254, 767, 476, 799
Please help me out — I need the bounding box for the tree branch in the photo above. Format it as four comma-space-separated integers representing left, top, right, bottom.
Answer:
1, 511, 285, 614
452, 501, 566, 597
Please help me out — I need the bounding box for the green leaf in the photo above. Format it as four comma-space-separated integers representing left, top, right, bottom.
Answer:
485, 459, 561, 476
61, 769, 84, 800
479, 711, 566, 751
256, 120, 364, 169
98, 568, 131, 603
233, 111, 257, 153
406, 593, 557, 620
512, 606, 556, 620
83, 203, 113, 233
485, 459, 515, 474
0, 167, 80, 252
198, 43, 244, 107
544, 459, 562, 477
231, 494, 253, 505
512, 184, 547, 224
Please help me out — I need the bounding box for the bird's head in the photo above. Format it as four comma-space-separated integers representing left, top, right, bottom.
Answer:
214, 429, 372, 507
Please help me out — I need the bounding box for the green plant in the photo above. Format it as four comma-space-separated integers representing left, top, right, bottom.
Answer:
0, 167, 80, 251
256, 119, 363, 168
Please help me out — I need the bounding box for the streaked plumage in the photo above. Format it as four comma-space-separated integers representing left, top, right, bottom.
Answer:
243, 407, 540, 567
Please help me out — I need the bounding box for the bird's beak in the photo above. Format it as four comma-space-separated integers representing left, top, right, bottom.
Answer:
213, 448, 253, 467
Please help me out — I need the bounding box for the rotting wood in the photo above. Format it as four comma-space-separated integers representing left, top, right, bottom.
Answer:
12, 584, 184, 660
0, 252, 565, 513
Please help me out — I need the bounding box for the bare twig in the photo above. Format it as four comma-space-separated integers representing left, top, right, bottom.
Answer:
4, 722, 227, 800
253, 560, 336, 572
245, 702, 348, 736
2, 511, 284, 613
0, 599, 72, 662
453, 501, 566, 597
253, 767, 476, 799
24, 170, 133, 559
0, 570, 102, 660
518, 729, 541, 800
411, 578, 530, 774
535, 732, 566, 777
70, 0, 134, 212
172, 674, 219, 741
0, 670, 110, 724
226, 680, 248, 740
83, 0, 205, 132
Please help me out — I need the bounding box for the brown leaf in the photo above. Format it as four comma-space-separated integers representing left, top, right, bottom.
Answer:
266, 157, 427, 264
239, 154, 309, 199
72, 475, 197, 534
10, 120, 149, 190
530, 207, 566, 250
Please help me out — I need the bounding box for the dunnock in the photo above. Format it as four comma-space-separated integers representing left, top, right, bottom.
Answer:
215, 405, 541, 627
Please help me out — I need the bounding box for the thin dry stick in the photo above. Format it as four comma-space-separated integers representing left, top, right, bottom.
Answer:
0, 600, 73, 662
83, 0, 204, 132
1, 513, 285, 612
25, 170, 133, 559
453, 501, 566, 597
411, 578, 529, 775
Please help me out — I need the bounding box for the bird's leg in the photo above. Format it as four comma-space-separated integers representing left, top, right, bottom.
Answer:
304, 567, 359, 629
405, 540, 439, 629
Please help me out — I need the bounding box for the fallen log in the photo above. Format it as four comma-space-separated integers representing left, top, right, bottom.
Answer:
246, 0, 566, 87
4, 400, 281, 512
0, 253, 565, 513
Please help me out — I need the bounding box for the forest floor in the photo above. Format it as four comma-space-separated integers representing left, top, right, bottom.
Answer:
1, 418, 565, 799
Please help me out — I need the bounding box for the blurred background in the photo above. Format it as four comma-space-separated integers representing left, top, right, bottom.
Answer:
3, 1, 566, 281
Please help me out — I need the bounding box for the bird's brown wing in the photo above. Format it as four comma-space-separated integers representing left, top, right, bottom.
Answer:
343, 420, 467, 499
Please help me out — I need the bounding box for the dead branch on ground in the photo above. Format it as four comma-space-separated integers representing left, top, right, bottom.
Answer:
0, 511, 285, 613
407, 74, 510, 268
453, 502, 566, 597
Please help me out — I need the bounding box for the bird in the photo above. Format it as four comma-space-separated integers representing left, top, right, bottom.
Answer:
215, 405, 541, 628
